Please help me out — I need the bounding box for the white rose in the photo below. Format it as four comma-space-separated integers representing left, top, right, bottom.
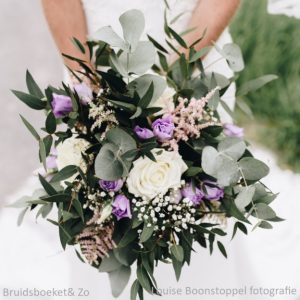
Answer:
150, 86, 176, 115
56, 136, 90, 182
126, 149, 188, 200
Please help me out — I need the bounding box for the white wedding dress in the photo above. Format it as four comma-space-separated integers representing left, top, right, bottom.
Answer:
1, 1, 300, 299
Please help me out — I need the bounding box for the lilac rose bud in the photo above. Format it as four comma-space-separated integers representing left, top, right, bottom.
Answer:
152, 115, 175, 142
74, 82, 93, 105
99, 179, 123, 192
223, 123, 244, 138
181, 184, 205, 205
203, 181, 224, 201
51, 93, 73, 118
112, 194, 132, 221
134, 125, 154, 140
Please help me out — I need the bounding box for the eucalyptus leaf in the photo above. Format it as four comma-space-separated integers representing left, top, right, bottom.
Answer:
239, 157, 269, 181
119, 41, 156, 75
218, 137, 246, 161
108, 266, 131, 298
12, 90, 46, 110
237, 74, 278, 97
254, 203, 276, 220
170, 245, 184, 262
93, 26, 127, 50
235, 186, 255, 211
119, 9, 145, 51
140, 224, 154, 243
217, 43, 245, 72
99, 251, 122, 272
20, 115, 40, 141
26, 70, 44, 98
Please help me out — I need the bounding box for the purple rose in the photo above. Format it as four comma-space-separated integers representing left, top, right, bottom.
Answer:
181, 184, 204, 205
74, 82, 93, 105
223, 123, 244, 138
134, 125, 154, 140
203, 181, 224, 201
99, 179, 123, 192
152, 115, 174, 142
112, 195, 132, 221
51, 93, 73, 118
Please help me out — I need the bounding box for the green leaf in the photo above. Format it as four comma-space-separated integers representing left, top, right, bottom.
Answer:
50, 165, 78, 183
93, 26, 126, 50
118, 230, 138, 248
99, 251, 123, 272
237, 75, 278, 97
222, 197, 251, 224
106, 128, 137, 153
41, 194, 70, 203
119, 9, 145, 51
216, 43, 244, 72
239, 157, 269, 181
39, 139, 47, 170
95, 143, 124, 180
130, 280, 140, 300
147, 34, 168, 54
138, 82, 154, 108
254, 203, 276, 220
38, 174, 57, 196
12, 90, 46, 110
232, 221, 248, 240
140, 224, 154, 243
20, 115, 40, 141
45, 111, 57, 134
168, 26, 187, 48
235, 186, 255, 211
218, 137, 246, 161
73, 197, 84, 222
130, 107, 142, 119
119, 41, 156, 75
259, 221, 273, 229
128, 74, 167, 105
170, 245, 184, 262
47, 219, 72, 249
71, 37, 86, 54
217, 241, 227, 258
137, 265, 152, 294
185, 166, 202, 177
189, 46, 212, 62
26, 70, 44, 98
171, 254, 182, 281
36, 203, 53, 219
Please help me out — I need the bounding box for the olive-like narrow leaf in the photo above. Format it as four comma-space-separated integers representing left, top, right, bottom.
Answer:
26, 70, 44, 98
12, 90, 46, 110
20, 115, 40, 141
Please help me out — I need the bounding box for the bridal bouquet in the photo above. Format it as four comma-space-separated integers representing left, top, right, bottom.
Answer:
12, 9, 280, 299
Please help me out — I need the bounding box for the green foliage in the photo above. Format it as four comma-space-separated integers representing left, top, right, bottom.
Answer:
231, 0, 300, 171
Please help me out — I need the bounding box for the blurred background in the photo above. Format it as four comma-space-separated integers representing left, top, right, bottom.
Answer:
0, 0, 62, 204
0, 0, 299, 299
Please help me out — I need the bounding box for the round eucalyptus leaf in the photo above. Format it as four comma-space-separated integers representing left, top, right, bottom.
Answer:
92, 26, 127, 50
254, 203, 276, 220
94, 143, 124, 180
239, 157, 269, 181
128, 74, 167, 104
106, 127, 137, 153
119, 9, 145, 51
235, 186, 256, 211
218, 137, 246, 161
119, 41, 156, 75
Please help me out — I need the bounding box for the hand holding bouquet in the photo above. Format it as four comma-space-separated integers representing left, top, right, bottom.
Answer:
12, 9, 280, 299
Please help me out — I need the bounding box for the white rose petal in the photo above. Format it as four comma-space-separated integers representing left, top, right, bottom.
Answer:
126, 149, 187, 201
56, 136, 90, 182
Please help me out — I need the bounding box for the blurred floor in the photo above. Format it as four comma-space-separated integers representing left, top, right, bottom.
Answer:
0, 0, 63, 203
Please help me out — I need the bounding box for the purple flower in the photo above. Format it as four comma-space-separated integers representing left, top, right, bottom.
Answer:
134, 125, 154, 140
51, 93, 73, 118
181, 184, 204, 205
203, 181, 224, 201
46, 148, 57, 169
223, 123, 244, 138
74, 82, 93, 105
112, 195, 132, 221
99, 179, 123, 192
152, 115, 175, 142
